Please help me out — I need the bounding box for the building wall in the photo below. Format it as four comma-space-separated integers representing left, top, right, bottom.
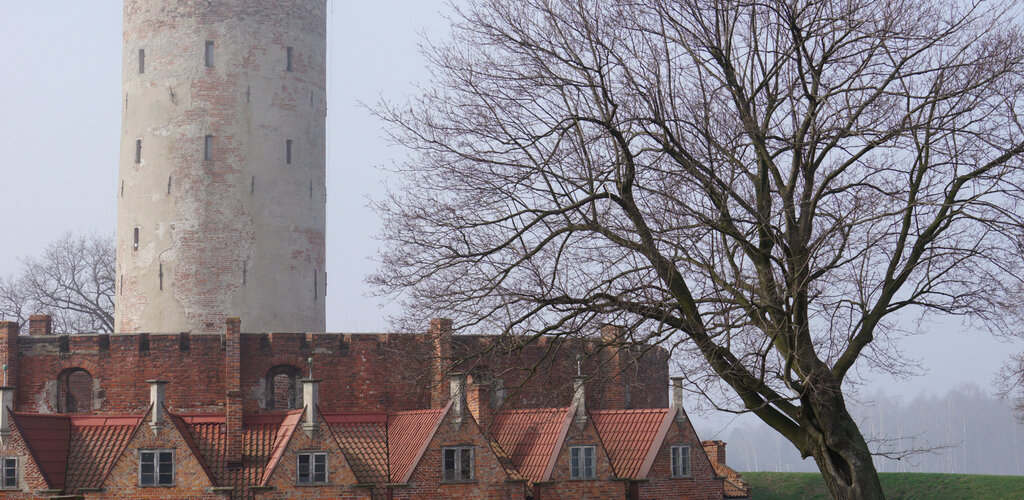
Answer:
115, 0, 327, 334
392, 413, 522, 500
538, 418, 623, 500
2, 328, 668, 416
638, 419, 724, 500
86, 409, 220, 499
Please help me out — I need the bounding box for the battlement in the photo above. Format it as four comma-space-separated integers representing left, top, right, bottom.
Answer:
0, 316, 668, 417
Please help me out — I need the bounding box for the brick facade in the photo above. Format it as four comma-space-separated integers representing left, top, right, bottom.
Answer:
0, 317, 741, 498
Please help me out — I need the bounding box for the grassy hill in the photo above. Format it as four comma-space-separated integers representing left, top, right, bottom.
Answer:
743, 472, 1024, 499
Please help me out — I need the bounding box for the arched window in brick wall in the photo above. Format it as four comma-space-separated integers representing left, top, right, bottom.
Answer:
265, 365, 303, 410
57, 368, 93, 413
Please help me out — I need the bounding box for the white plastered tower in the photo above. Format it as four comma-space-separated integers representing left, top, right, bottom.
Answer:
115, 0, 327, 333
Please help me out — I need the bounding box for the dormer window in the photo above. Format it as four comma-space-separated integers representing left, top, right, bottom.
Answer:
569, 445, 595, 479
442, 446, 474, 482
297, 452, 327, 484
670, 445, 691, 477
139, 450, 174, 486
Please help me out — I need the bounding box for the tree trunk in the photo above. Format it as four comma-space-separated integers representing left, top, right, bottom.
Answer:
803, 372, 886, 499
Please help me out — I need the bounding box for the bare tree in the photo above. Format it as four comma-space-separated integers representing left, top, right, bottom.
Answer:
372, 0, 1024, 498
997, 353, 1024, 422
0, 232, 115, 333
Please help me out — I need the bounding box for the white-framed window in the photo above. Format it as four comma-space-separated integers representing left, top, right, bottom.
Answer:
0, 457, 16, 489
297, 452, 327, 484
671, 445, 691, 478
139, 450, 174, 486
569, 445, 596, 479
442, 446, 474, 482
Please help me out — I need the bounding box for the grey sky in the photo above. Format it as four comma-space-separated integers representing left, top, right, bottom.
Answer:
0, 1, 1020, 421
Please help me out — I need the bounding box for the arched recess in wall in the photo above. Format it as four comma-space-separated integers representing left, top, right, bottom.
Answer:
57, 368, 93, 413
265, 365, 303, 410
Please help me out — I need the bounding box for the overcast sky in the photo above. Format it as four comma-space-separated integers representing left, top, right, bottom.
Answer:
1, 1, 1021, 429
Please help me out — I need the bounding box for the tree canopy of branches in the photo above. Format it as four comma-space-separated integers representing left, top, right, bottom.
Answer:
0, 232, 115, 333
373, 1, 1024, 498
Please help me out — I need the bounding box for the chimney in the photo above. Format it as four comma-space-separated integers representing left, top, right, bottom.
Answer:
702, 440, 726, 466
225, 317, 243, 468
572, 376, 587, 426
0, 322, 19, 390
449, 373, 465, 427
28, 315, 52, 335
301, 379, 320, 436
600, 325, 628, 409
670, 377, 687, 422
0, 386, 12, 445
429, 318, 453, 408
466, 377, 491, 431
148, 380, 168, 429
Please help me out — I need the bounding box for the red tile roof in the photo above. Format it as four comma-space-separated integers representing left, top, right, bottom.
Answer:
324, 404, 449, 485
591, 408, 671, 479
12, 413, 71, 489
387, 405, 448, 483
325, 412, 389, 484
169, 411, 303, 491
488, 406, 572, 483
12, 412, 144, 492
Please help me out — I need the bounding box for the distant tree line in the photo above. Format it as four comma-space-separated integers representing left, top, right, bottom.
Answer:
720, 385, 1024, 475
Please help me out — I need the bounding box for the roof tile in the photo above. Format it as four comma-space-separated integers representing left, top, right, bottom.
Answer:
488, 407, 570, 483
591, 409, 669, 479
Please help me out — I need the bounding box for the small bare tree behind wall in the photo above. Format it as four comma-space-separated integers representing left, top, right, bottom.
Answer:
372, 1, 1024, 498
0, 232, 115, 334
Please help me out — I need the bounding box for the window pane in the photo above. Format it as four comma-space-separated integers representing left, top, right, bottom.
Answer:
159, 471, 173, 485
460, 449, 472, 480
159, 452, 173, 466
141, 471, 154, 485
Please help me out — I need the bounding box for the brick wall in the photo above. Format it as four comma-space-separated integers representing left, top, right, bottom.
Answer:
10, 325, 668, 416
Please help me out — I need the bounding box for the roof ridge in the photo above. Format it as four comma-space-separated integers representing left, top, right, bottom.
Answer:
88, 404, 150, 490
166, 408, 218, 486
394, 400, 451, 484
259, 408, 304, 486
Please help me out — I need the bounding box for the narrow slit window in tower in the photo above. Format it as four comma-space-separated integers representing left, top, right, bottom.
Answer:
121, 180, 124, 198
286, 140, 292, 164
138, 49, 145, 74
159, 263, 163, 291
167, 176, 172, 194
204, 135, 213, 161
133, 227, 140, 251
251, 175, 255, 194
135, 139, 142, 164
309, 178, 313, 199
313, 269, 318, 302
286, 47, 294, 72
242, 260, 248, 286
205, 41, 214, 67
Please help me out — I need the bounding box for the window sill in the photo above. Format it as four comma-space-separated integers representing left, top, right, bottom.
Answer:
294, 482, 331, 487
440, 479, 478, 484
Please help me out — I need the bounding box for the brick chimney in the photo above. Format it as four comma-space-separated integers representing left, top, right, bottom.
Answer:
225, 317, 243, 468
0, 322, 19, 390
466, 376, 491, 431
301, 379, 320, 436
148, 380, 168, 429
28, 315, 52, 335
430, 318, 453, 408
600, 325, 628, 409
572, 376, 587, 426
702, 440, 726, 466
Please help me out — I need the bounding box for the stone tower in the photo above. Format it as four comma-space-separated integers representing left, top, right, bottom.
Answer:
114, 0, 327, 333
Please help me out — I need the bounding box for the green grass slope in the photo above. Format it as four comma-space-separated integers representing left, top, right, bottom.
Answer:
743, 472, 1024, 499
